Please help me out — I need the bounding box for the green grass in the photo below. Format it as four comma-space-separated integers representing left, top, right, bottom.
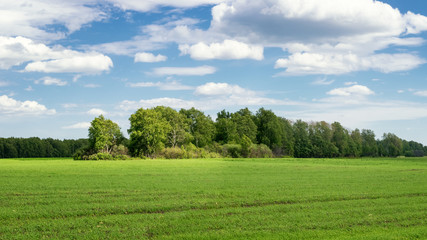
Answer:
0, 157, 426, 239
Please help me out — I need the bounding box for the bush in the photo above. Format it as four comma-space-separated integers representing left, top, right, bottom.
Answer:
249, 144, 273, 158
222, 144, 242, 158
159, 147, 186, 159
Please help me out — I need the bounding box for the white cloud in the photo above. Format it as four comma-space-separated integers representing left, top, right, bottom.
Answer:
150, 65, 216, 76
119, 82, 298, 112
275, 52, 425, 75
0, 1, 106, 41
327, 85, 375, 96
25, 86, 34, 92
179, 40, 263, 60
87, 108, 107, 116
0, 95, 55, 116
414, 91, 427, 97
0, 36, 113, 74
25, 54, 113, 74
134, 52, 167, 63
195, 82, 256, 96
312, 77, 334, 85
207, 0, 427, 75
344, 82, 358, 86
107, 0, 223, 12
35, 77, 67, 86
63, 122, 91, 129
127, 80, 193, 90
120, 98, 196, 111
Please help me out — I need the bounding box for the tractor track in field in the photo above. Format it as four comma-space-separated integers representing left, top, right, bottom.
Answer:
2, 192, 425, 221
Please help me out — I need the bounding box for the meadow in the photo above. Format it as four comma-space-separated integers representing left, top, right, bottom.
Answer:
0, 157, 426, 239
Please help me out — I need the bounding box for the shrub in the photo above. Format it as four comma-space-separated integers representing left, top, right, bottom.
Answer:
159, 147, 186, 159
222, 144, 242, 158
249, 144, 273, 158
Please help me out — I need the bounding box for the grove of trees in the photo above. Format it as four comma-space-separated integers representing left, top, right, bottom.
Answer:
74, 106, 427, 160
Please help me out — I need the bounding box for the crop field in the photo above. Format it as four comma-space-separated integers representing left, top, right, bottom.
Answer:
0, 158, 426, 239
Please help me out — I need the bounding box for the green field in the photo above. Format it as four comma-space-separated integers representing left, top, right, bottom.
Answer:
0, 158, 426, 239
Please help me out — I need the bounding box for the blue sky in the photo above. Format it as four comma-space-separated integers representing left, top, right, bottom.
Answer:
1, 0, 427, 144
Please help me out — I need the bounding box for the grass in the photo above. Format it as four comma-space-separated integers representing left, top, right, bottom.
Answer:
0, 157, 426, 239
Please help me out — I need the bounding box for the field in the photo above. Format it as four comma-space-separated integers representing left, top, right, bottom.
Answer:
0, 158, 426, 239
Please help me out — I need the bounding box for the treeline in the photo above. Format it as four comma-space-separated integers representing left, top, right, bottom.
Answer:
76, 106, 427, 160
0, 138, 88, 158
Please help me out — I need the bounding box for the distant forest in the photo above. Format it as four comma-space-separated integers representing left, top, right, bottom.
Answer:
1, 107, 426, 159
0, 138, 88, 159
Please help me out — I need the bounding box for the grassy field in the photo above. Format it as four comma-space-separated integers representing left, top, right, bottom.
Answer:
0, 157, 426, 239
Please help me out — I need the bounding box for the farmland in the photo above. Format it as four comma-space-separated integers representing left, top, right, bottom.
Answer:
0, 158, 426, 239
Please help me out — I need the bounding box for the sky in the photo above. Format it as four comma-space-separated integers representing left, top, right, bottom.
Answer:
1, 0, 427, 144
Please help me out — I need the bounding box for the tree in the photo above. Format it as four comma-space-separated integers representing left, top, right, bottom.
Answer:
309, 121, 338, 158
331, 122, 349, 157
215, 110, 238, 144
361, 129, 378, 157
232, 108, 257, 143
128, 108, 171, 157
255, 108, 283, 152
89, 115, 124, 154
293, 120, 312, 158
381, 133, 403, 157
349, 129, 362, 157
278, 117, 295, 156
179, 108, 215, 148
154, 106, 191, 148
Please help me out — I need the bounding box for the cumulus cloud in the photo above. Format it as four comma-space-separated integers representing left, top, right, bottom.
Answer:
207, 0, 427, 74
327, 85, 375, 96
0, 36, 113, 73
63, 122, 91, 129
87, 108, 107, 116
150, 65, 216, 76
195, 82, 256, 96
0, 1, 106, 41
24, 54, 113, 74
0, 95, 55, 116
35, 77, 67, 86
127, 80, 193, 90
179, 40, 264, 60
134, 52, 167, 63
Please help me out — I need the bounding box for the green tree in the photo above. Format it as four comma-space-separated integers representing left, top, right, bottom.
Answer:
255, 108, 283, 152
180, 108, 215, 148
331, 122, 349, 157
215, 110, 238, 144
154, 106, 191, 148
293, 120, 312, 158
349, 129, 362, 157
361, 129, 378, 157
381, 133, 403, 157
89, 115, 124, 154
278, 117, 295, 156
128, 108, 171, 157
309, 121, 338, 158
231, 108, 257, 143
